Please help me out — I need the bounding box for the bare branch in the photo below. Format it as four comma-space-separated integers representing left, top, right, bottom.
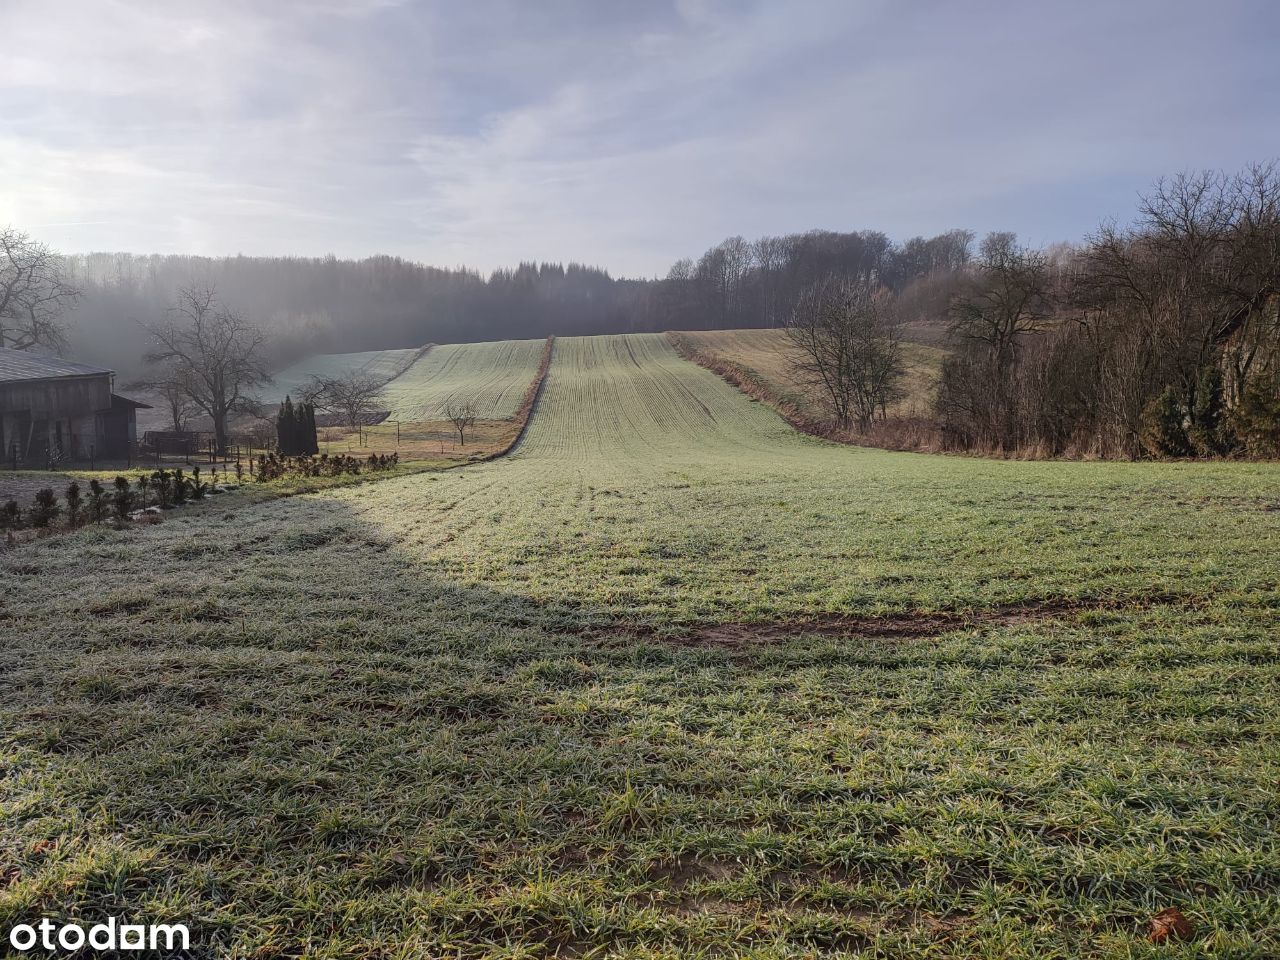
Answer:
138, 286, 269, 453
0, 226, 80, 352
444, 400, 478, 447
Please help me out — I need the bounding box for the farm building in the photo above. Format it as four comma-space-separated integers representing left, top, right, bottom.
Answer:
0, 348, 149, 464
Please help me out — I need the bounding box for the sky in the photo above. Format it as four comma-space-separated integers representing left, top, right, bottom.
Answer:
1, 0, 1278, 277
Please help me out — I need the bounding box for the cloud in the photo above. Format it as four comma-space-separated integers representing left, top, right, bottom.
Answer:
0, 0, 1276, 274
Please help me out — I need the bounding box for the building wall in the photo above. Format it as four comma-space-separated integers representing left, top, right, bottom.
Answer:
0, 373, 115, 462
0, 375, 112, 419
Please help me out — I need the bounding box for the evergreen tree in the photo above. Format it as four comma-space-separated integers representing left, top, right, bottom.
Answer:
1232, 373, 1280, 458
1189, 366, 1232, 457
277, 396, 296, 454
302, 402, 319, 455
1140, 386, 1190, 458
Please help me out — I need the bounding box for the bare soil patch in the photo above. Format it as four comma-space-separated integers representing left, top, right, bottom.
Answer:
650, 595, 1185, 649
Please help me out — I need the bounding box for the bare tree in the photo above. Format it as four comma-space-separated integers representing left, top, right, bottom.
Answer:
1064, 163, 1280, 453
310, 372, 387, 427
786, 277, 905, 431
696, 236, 754, 327
752, 235, 788, 326
951, 233, 1055, 359
128, 364, 197, 432
946, 232, 1055, 447
142, 287, 269, 454
444, 400, 477, 447
295, 375, 330, 408
0, 227, 80, 352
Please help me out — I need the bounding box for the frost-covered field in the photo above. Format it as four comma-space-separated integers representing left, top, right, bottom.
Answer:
3, 333, 1279, 958
382, 339, 547, 421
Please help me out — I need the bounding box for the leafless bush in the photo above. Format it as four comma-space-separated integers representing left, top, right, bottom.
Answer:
786, 277, 905, 431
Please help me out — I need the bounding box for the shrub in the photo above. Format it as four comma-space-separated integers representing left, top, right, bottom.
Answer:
152, 470, 173, 508
1189, 366, 1234, 457
112, 476, 134, 520
1140, 386, 1190, 458
87, 479, 108, 523
1233, 373, 1280, 458
65, 481, 83, 526
29, 488, 61, 528
136, 474, 151, 509
0, 499, 21, 531
173, 469, 189, 505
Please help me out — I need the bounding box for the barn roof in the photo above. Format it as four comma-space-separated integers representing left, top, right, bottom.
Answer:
0, 347, 113, 383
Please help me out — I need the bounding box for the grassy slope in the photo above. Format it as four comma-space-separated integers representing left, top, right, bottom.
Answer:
679, 328, 945, 419
382, 339, 547, 421
262, 348, 422, 403
2, 333, 1278, 958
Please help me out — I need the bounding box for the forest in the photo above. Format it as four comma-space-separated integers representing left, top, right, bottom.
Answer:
52, 228, 970, 380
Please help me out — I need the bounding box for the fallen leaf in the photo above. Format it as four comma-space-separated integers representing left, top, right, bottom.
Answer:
1149, 907, 1194, 943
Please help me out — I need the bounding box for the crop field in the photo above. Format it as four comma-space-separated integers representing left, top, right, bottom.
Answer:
383, 339, 547, 421
316, 418, 523, 463
2, 333, 1279, 957
515, 334, 800, 464
262, 348, 422, 402
680, 328, 945, 419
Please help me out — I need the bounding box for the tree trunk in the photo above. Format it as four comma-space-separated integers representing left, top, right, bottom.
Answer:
213, 417, 228, 457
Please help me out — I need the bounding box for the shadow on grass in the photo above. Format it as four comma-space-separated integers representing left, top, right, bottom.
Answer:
1, 486, 1278, 957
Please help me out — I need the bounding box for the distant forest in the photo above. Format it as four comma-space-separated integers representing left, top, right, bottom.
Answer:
61, 229, 974, 378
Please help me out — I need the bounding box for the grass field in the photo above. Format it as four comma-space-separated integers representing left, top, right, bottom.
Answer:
383, 339, 547, 421
679, 328, 945, 420
316, 418, 523, 463
262, 348, 423, 403
2, 333, 1278, 957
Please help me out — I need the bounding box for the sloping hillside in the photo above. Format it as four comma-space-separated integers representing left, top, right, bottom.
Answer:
382, 339, 547, 421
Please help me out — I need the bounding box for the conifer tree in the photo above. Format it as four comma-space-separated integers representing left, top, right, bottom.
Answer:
277, 396, 297, 454
302, 402, 319, 455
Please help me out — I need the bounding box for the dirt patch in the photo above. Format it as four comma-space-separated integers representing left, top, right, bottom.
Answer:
767, 863, 866, 897
646, 857, 737, 888
652, 595, 1186, 649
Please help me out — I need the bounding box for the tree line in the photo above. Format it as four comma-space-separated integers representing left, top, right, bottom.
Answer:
4, 228, 971, 381
936, 163, 1280, 458
778, 163, 1279, 460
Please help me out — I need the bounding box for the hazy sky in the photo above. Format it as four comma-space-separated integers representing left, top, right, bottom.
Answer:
2, 0, 1277, 276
